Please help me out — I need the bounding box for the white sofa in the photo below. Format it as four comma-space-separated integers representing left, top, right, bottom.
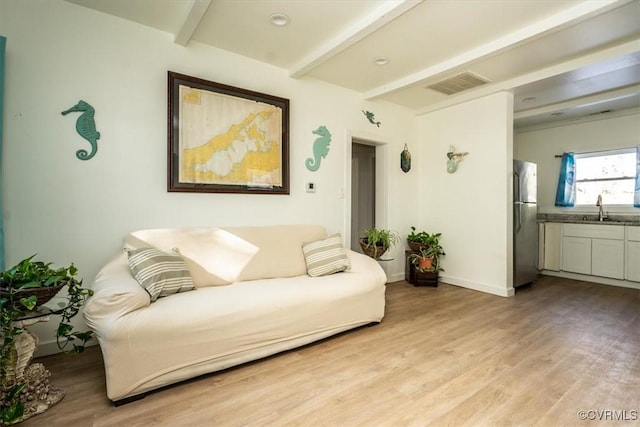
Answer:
83, 225, 387, 403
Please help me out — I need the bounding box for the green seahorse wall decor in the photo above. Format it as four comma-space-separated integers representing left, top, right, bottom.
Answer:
61, 100, 100, 160
305, 125, 332, 172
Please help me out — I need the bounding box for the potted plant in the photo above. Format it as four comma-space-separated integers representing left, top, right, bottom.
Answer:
0, 255, 94, 424
359, 228, 400, 259
409, 232, 445, 273
407, 226, 429, 251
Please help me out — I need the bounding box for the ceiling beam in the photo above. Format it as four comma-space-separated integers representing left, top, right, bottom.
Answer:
414, 38, 640, 116
174, 0, 212, 46
289, 0, 423, 79
514, 84, 640, 119
364, 0, 628, 100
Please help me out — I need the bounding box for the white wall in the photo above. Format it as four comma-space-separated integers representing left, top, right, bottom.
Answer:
0, 0, 417, 353
515, 111, 640, 216
418, 92, 515, 297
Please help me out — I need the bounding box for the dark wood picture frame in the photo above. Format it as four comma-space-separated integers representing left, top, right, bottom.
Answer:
168, 71, 290, 194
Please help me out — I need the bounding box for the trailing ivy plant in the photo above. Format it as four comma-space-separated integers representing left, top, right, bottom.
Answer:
0, 255, 94, 424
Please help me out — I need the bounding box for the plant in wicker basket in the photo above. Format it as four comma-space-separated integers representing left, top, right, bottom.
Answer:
359, 228, 399, 259
407, 226, 430, 251
0, 255, 94, 425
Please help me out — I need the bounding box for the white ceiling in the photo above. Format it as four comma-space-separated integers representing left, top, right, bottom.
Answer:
66, 0, 640, 128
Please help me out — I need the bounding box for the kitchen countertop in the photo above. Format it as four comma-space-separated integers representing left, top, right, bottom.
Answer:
537, 213, 640, 226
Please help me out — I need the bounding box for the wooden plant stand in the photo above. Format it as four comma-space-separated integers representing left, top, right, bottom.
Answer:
405, 250, 439, 287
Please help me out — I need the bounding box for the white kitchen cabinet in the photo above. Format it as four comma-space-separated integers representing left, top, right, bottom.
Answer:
546, 222, 638, 282
626, 226, 640, 282
542, 223, 562, 271
591, 239, 624, 279
562, 236, 591, 275
561, 223, 625, 279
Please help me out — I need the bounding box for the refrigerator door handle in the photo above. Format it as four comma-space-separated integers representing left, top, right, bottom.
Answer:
514, 171, 522, 234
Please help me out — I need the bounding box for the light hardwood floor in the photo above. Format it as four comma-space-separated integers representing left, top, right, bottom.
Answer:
23, 276, 639, 427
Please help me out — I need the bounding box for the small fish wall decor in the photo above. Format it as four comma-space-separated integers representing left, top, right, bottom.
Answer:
446, 145, 469, 173
362, 110, 381, 127
305, 125, 332, 172
401, 144, 411, 173
61, 100, 100, 160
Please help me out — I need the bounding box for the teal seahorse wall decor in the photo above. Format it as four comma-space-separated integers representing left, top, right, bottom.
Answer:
305, 125, 332, 172
362, 110, 381, 127
61, 100, 100, 160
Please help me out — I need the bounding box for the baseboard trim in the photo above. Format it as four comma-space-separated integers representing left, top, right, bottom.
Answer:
540, 270, 640, 290
439, 275, 514, 297
35, 338, 98, 358
387, 271, 405, 283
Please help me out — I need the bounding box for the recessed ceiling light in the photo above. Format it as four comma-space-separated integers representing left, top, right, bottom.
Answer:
374, 57, 389, 66
522, 97, 536, 103
270, 13, 290, 26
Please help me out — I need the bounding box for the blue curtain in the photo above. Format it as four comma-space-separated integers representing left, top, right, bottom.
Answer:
635, 146, 640, 208
555, 152, 575, 207
0, 35, 5, 270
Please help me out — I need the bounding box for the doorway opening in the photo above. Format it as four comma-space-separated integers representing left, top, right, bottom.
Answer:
351, 143, 376, 251
346, 136, 389, 254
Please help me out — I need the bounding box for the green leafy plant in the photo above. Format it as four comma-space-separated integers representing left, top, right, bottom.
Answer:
360, 228, 399, 259
409, 231, 445, 272
0, 255, 94, 352
0, 255, 94, 424
407, 226, 429, 245
407, 226, 439, 249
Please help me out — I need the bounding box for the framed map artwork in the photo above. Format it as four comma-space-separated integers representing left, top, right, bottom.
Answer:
168, 71, 290, 194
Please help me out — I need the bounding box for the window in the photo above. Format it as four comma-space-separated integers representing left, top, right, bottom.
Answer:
574, 148, 637, 205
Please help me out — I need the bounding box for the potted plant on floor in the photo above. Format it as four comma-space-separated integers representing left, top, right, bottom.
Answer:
410, 234, 445, 273
0, 255, 94, 424
409, 232, 445, 287
359, 228, 400, 259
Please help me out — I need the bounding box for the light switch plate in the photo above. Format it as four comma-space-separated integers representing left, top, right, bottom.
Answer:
306, 182, 316, 193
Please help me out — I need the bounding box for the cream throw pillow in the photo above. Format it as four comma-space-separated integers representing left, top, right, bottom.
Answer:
302, 233, 351, 277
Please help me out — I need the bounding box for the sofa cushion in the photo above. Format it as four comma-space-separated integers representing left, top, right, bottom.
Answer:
302, 233, 351, 277
126, 248, 195, 301
124, 228, 259, 287
221, 225, 327, 281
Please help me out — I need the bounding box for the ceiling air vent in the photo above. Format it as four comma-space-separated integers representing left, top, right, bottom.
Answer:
427, 72, 490, 95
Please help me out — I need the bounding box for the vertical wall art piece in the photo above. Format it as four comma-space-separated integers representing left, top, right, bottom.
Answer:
400, 144, 411, 173
305, 125, 332, 172
168, 72, 290, 194
362, 110, 381, 127
446, 145, 469, 173
61, 100, 100, 160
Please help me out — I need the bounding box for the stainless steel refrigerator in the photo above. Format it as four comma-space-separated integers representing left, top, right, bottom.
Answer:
513, 159, 538, 287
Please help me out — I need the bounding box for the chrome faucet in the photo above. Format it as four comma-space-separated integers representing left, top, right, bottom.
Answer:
596, 194, 605, 221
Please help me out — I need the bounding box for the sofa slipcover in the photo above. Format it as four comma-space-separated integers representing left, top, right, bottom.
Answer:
84, 225, 387, 402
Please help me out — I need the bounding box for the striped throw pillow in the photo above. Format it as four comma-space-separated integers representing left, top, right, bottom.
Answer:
126, 247, 195, 301
302, 233, 351, 277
